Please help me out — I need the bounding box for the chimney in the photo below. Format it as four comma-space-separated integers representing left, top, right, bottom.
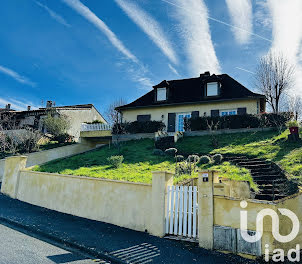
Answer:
46, 101, 53, 108
200, 71, 210, 77
27, 106, 31, 111
6, 104, 11, 110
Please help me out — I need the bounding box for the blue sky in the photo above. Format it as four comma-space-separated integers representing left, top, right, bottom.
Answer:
0, 0, 301, 114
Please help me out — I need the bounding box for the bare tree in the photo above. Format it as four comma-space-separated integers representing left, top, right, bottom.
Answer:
105, 98, 127, 125
288, 95, 302, 121
255, 51, 295, 113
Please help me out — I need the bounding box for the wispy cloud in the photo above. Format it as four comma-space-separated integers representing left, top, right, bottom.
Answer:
166, 0, 220, 75
162, 0, 271, 43
0, 97, 39, 111
62, 0, 138, 63
267, 0, 302, 94
225, 0, 253, 44
115, 0, 178, 65
0, 65, 35, 87
235, 67, 255, 74
36, 1, 71, 27
168, 64, 180, 76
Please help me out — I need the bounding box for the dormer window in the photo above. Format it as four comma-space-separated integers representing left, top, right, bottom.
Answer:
157, 87, 167, 101
206, 82, 219, 97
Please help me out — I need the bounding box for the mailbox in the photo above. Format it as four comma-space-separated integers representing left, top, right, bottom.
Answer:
202, 173, 209, 182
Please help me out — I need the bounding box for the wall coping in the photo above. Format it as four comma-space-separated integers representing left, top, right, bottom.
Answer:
21, 169, 152, 187
184, 127, 274, 137
214, 194, 277, 205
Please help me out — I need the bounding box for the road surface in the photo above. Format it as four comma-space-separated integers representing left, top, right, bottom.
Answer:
0, 223, 108, 264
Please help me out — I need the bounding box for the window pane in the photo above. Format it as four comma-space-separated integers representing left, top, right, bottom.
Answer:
207, 82, 218, 96
157, 88, 166, 101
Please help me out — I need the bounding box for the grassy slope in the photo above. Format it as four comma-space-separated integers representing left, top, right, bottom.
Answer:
33, 129, 302, 185
34, 139, 175, 184
176, 129, 302, 182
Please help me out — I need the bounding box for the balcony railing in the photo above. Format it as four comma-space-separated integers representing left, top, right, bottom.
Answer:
81, 123, 112, 132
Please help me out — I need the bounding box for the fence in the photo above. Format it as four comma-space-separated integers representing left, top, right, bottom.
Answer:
81, 123, 112, 132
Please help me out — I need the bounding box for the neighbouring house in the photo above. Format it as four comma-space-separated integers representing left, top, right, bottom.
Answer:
116, 72, 266, 132
0, 101, 107, 140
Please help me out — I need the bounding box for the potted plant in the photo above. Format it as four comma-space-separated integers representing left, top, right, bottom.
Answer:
286, 120, 300, 135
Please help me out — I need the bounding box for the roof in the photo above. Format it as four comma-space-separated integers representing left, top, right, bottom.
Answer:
38, 104, 94, 110
117, 73, 265, 110
0, 108, 16, 112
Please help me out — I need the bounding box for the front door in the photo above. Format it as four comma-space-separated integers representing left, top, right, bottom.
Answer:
176, 113, 191, 132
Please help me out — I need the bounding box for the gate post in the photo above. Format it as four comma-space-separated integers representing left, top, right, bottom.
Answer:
198, 170, 214, 249
150, 171, 174, 237
1, 156, 27, 198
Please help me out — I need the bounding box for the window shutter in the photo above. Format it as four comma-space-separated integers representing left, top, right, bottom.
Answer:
211, 110, 220, 117
167, 113, 176, 132
191, 111, 199, 119
237, 108, 247, 115
137, 115, 151, 122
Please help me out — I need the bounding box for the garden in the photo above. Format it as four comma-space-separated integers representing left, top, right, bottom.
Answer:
33, 123, 302, 188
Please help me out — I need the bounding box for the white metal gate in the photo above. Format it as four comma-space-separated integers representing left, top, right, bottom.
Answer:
165, 186, 198, 240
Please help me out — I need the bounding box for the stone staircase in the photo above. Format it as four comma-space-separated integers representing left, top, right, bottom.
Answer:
224, 155, 299, 201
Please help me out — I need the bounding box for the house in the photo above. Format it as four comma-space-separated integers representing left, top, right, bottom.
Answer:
1, 101, 107, 141
116, 72, 266, 132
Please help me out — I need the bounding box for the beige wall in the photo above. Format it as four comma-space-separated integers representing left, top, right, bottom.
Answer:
121, 99, 260, 130
0, 143, 96, 182
59, 107, 106, 140
0, 159, 5, 183
1, 157, 172, 235
16, 170, 152, 232
25, 143, 95, 167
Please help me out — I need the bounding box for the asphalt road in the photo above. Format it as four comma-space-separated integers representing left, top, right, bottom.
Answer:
0, 224, 108, 264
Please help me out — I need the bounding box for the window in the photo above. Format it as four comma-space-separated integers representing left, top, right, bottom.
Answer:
157, 88, 167, 101
220, 109, 237, 116
206, 82, 219, 97
137, 115, 151, 122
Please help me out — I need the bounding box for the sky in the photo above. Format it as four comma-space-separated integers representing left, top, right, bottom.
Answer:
0, 0, 302, 113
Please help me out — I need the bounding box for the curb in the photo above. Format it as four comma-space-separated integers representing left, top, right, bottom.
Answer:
0, 216, 127, 264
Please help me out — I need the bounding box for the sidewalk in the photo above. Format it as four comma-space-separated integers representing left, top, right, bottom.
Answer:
0, 192, 256, 264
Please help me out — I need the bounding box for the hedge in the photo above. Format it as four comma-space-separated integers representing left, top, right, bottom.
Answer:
186, 113, 292, 131
112, 121, 165, 134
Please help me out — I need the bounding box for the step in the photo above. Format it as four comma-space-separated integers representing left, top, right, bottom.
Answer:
240, 164, 272, 170
237, 161, 270, 166
255, 193, 287, 201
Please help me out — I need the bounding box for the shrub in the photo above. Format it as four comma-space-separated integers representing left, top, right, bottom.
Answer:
198, 155, 211, 165
187, 155, 200, 163
176, 161, 192, 176
187, 113, 291, 131
175, 155, 184, 162
212, 154, 223, 164
286, 120, 300, 128
43, 114, 70, 137
85, 120, 103, 124
154, 136, 174, 150
112, 121, 165, 134
153, 149, 164, 156
53, 133, 73, 143
107, 155, 124, 168
165, 148, 178, 156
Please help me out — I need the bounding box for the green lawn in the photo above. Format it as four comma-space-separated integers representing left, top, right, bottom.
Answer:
33, 139, 175, 184
33, 129, 302, 185
176, 129, 302, 183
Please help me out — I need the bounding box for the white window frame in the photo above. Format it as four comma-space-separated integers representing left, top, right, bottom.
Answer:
157, 88, 167, 101
220, 109, 237, 116
206, 82, 219, 97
